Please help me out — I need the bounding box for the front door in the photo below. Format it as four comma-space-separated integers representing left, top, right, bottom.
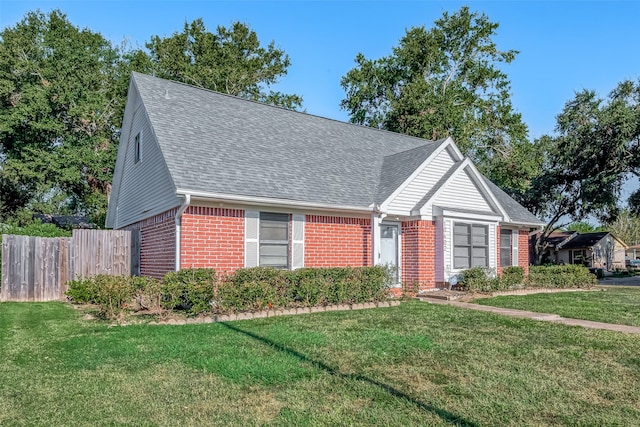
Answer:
380, 224, 399, 282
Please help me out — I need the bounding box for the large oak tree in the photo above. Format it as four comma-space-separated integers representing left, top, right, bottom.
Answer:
0, 12, 302, 225
340, 7, 530, 190
145, 19, 302, 109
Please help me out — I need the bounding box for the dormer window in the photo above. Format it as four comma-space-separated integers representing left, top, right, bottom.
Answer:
134, 132, 141, 163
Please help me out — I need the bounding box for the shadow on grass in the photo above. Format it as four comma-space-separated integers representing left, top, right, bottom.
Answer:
220, 322, 477, 427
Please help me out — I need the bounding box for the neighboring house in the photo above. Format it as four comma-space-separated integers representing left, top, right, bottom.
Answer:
533, 231, 627, 271
106, 73, 543, 290
625, 244, 640, 267
529, 230, 575, 265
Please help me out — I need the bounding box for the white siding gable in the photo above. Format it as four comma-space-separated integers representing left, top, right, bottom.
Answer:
386, 147, 456, 215
424, 167, 495, 216
114, 102, 178, 228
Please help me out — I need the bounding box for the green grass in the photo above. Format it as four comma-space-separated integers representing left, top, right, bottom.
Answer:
475, 287, 640, 327
1, 301, 640, 426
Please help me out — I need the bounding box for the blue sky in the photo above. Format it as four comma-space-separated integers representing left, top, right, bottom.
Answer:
2, 0, 639, 139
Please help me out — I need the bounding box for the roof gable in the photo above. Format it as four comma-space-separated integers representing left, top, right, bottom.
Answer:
414, 159, 507, 219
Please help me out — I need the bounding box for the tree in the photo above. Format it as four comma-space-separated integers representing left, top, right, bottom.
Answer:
145, 19, 302, 109
606, 210, 640, 246
525, 82, 640, 262
0, 10, 127, 224
340, 6, 530, 188
566, 221, 604, 233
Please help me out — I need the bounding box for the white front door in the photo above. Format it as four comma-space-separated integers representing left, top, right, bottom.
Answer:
380, 223, 399, 282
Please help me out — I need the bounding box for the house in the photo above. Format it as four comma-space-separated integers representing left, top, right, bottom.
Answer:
529, 230, 575, 265
533, 231, 627, 271
105, 73, 544, 290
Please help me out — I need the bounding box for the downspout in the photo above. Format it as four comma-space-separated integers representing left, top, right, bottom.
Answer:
175, 194, 191, 271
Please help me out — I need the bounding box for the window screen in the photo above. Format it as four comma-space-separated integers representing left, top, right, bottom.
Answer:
500, 228, 512, 267
453, 223, 488, 269
259, 212, 289, 268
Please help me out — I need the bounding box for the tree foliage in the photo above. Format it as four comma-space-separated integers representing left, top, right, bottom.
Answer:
525, 81, 640, 261
145, 19, 302, 109
0, 11, 302, 225
0, 10, 128, 224
606, 210, 640, 246
340, 6, 529, 188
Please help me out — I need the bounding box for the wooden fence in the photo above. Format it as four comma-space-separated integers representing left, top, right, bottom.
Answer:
1, 229, 139, 302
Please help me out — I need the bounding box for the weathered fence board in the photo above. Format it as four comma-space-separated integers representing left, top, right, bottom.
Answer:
1, 230, 138, 302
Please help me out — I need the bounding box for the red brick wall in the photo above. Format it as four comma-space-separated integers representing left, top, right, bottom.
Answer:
180, 206, 244, 272
125, 209, 176, 279
304, 215, 371, 267
401, 220, 435, 290
519, 229, 530, 274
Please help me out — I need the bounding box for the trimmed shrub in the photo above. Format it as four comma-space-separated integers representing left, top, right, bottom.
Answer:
460, 267, 498, 292
66, 266, 393, 318
161, 268, 216, 315
501, 266, 525, 288
66, 277, 97, 304
526, 265, 597, 288
66, 274, 135, 319
217, 266, 392, 313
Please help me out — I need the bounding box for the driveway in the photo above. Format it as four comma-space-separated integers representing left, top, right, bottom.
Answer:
598, 275, 640, 286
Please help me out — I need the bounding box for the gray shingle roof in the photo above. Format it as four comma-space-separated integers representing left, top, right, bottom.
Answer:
134, 72, 440, 208
482, 178, 545, 225
132, 72, 542, 226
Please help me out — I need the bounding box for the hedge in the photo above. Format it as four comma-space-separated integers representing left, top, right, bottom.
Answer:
525, 264, 597, 288
66, 266, 394, 319
459, 264, 596, 293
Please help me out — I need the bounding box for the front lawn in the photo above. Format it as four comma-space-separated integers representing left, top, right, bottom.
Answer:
1, 301, 639, 426
475, 287, 640, 327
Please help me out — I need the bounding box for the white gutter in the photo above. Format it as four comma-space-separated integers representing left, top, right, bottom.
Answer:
175, 194, 191, 271
175, 188, 373, 215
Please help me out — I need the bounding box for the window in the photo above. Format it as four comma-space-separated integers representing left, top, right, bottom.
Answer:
453, 223, 488, 269
259, 212, 289, 268
500, 229, 512, 267
134, 132, 141, 164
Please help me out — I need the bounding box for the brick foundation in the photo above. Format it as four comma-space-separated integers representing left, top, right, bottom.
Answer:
401, 220, 436, 290
125, 209, 176, 278
304, 215, 372, 267
180, 206, 244, 273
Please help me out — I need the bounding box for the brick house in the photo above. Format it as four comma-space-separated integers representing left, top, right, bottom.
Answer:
106, 73, 543, 290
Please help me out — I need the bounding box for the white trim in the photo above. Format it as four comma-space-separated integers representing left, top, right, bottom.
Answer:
174, 194, 191, 271
380, 221, 402, 286
435, 206, 503, 222
178, 189, 373, 215
511, 229, 519, 267
244, 210, 260, 267
446, 219, 498, 275
419, 159, 508, 220
371, 213, 383, 266
463, 161, 510, 221
379, 137, 457, 211
291, 214, 305, 270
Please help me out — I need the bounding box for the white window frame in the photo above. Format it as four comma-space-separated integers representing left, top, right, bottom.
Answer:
500, 228, 513, 267
453, 222, 489, 269
244, 211, 305, 270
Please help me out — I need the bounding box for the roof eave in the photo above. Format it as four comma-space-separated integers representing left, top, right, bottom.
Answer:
176, 189, 375, 215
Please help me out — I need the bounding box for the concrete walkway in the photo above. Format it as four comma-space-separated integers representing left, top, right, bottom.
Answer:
418, 297, 640, 334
